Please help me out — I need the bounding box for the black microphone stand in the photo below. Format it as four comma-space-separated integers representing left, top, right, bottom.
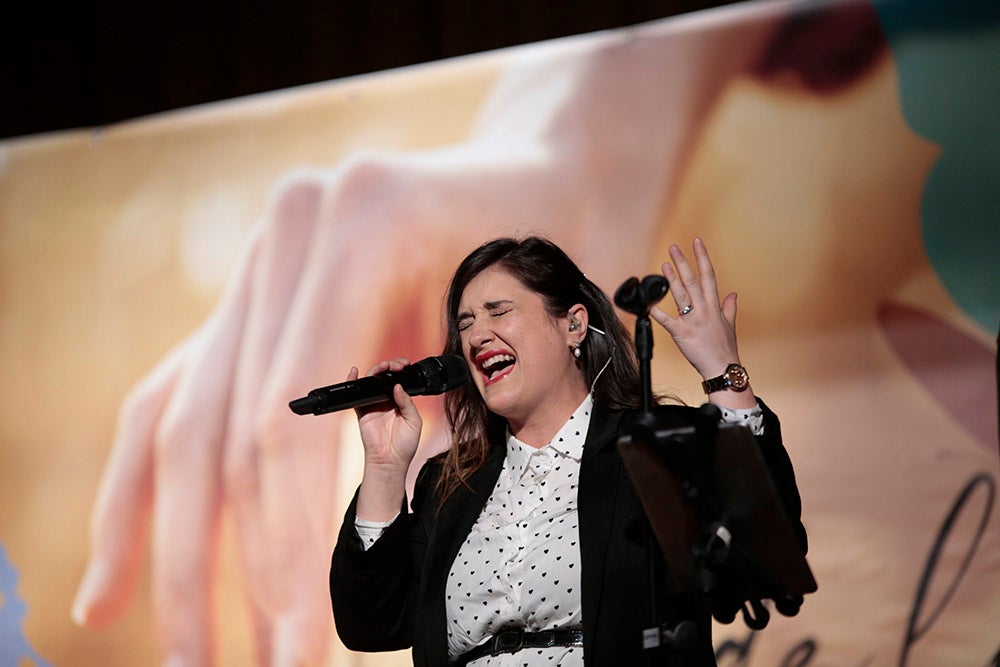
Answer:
613, 275, 685, 659
613, 275, 666, 417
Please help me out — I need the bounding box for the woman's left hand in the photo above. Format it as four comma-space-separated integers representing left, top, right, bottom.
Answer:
649, 238, 742, 383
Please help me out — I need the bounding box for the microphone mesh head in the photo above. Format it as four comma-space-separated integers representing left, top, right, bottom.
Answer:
419, 355, 470, 394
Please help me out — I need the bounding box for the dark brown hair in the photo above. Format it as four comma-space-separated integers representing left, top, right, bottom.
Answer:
436, 236, 640, 505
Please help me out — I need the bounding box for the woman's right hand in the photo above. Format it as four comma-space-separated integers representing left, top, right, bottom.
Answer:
354, 358, 424, 521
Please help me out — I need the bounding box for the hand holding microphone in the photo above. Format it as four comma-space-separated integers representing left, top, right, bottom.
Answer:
312, 355, 469, 521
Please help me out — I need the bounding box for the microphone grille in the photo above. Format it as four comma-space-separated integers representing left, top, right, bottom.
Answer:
418, 355, 471, 394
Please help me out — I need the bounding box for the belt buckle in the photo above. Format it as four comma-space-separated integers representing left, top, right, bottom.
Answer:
492, 630, 523, 656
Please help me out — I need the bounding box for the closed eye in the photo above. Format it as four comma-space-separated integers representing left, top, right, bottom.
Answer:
457, 300, 513, 332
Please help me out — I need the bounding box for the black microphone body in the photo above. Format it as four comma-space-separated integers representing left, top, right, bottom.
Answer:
289, 355, 470, 415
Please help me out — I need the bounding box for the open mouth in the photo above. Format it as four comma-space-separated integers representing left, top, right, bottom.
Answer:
477, 351, 516, 386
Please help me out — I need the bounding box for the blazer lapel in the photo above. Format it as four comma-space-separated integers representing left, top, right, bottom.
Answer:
422, 442, 505, 665
578, 403, 625, 657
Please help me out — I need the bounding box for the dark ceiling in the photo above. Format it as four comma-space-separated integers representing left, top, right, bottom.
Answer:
2, 0, 738, 140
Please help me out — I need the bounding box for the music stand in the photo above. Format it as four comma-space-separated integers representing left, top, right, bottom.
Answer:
618, 409, 817, 631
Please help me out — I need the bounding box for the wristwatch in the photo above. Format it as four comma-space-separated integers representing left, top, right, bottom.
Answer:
702, 363, 750, 394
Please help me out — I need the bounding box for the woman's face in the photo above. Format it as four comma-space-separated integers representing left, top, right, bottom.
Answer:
456, 265, 587, 432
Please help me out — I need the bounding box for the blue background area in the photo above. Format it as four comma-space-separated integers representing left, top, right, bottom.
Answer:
873, 0, 1000, 333
0, 543, 51, 666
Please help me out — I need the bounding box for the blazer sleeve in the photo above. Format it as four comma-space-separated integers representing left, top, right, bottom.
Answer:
329, 465, 436, 652
755, 398, 808, 554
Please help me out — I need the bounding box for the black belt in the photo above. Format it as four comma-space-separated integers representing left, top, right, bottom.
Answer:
454, 629, 584, 665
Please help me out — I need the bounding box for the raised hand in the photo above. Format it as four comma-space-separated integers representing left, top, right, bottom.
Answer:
650, 238, 757, 409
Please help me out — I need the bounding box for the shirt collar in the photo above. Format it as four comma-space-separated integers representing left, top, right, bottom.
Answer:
505, 394, 594, 478
546, 393, 593, 460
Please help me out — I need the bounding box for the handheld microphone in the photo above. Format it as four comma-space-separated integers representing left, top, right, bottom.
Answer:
288, 355, 471, 415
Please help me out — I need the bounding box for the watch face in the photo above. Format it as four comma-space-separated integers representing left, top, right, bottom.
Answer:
725, 363, 750, 391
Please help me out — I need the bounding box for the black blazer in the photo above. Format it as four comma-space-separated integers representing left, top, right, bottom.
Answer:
330, 400, 805, 666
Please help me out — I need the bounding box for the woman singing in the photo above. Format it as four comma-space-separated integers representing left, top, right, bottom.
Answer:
329, 236, 805, 666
